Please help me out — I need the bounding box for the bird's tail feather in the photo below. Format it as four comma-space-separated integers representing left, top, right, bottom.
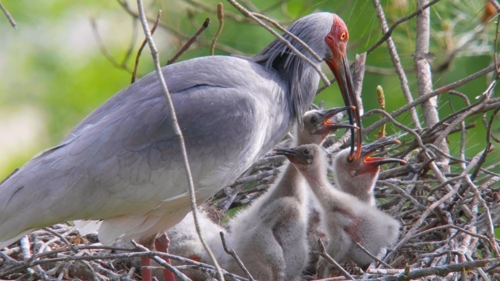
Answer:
74, 220, 102, 236
0, 229, 35, 249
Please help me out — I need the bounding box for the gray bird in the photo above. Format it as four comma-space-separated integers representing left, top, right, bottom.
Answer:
333, 139, 406, 206
0, 13, 359, 279
224, 107, 353, 281
278, 144, 401, 277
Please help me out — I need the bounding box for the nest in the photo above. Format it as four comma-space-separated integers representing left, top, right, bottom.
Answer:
2, 0, 500, 280
2, 118, 500, 281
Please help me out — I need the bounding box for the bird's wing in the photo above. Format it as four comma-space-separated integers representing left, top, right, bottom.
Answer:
0, 56, 287, 245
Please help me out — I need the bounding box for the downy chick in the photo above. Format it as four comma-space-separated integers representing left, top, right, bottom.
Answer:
279, 144, 401, 277
225, 107, 353, 281
167, 204, 227, 281
332, 138, 405, 206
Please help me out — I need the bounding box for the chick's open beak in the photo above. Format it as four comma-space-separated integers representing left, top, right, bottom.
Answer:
361, 139, 406, 167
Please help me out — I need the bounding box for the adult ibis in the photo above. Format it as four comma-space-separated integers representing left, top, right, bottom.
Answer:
0, 12, 360, 260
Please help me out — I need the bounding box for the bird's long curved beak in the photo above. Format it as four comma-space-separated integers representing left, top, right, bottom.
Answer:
326, 56, 362, 162
362, 139, 406, 167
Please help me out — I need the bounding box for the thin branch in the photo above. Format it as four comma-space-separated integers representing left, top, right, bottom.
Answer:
495, 8, 500, 77
90, 18, 133, 73
227, 0, 330, 86
318, 239, 354, 280
415, 0, 450, 174
464, 176, 500, 256
118, 0, 244, 56
372, 0, 421, 129
351, 53, 366, 116
166, 17, 210, 65
134, 2, 225, 281
363, 61, 500, 137
42, 228, 74, 251
472, 105, 500, 180
1, 247, 249, 280
383, 153, 482, 263
366, 0, 441, 55
354, 243, 393, 269
131, 10, 162, 84
0, 0, 16, 28
219, 232, 255, 281
211, 3, 224, 56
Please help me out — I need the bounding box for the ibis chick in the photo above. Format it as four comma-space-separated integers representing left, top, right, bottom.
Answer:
225, 107, 353, 281
333, 139, 405, 206
167, 205, 227, 281
279, 144, 401, 276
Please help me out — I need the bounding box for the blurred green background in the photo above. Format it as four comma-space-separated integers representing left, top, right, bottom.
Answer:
0, 0, 498, 180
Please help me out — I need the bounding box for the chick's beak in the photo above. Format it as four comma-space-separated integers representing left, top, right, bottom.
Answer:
361, 139, 406, 167
322, 106, 358, 130
273, 148, 298, 158
274, 147, 306, 165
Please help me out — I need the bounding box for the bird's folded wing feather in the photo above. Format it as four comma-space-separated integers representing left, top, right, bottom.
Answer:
0, 56, 285, 242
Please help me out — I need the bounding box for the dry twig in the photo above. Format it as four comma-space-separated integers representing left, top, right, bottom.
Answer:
135, 1, 224, 280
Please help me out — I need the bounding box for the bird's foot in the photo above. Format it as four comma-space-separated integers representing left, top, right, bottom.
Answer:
155, 234, 176, 281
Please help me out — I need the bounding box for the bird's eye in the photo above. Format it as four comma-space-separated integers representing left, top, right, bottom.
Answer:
310, 116, 317, 123
303, 149, 310, 155
340, 32, 347, 41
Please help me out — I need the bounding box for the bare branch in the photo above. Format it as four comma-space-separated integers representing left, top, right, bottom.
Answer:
363, 62, 500, 137
318, 239, 354, 280
0, 1, 16, 28
354, 243, 393, 269
415, 0, 450, 175
90, 18, 133, 73
211, 3, 224, 56
167, 17, 211, 65
367, 0, 441, 55
134, 2, 224, 280
220, 232, 255, 281
372, 0, 422, 129
131, 10, 162, 84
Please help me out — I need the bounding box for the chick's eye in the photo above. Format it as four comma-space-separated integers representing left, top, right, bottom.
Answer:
303, 149, 310, 155
310, 116, 317, 123
340, 32, 347, 41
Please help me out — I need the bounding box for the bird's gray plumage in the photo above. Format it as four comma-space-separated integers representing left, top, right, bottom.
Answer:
284, 144, 400, 277
0, 13, 336, 248
223, 108, 349, 281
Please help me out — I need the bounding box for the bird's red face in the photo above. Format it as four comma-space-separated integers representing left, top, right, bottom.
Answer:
324, 15, 362, 162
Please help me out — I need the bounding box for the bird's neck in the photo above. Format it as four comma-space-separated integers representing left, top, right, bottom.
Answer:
270, 164, 308, 202
254, 40, 321, 122
336, 173, 377, 204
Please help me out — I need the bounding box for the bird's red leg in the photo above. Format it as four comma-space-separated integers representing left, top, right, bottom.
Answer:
140, 255, 153, 281
155, 234, 176, 281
